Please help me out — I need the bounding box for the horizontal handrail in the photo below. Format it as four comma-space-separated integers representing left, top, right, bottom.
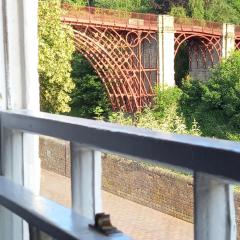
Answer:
61, 4, 158, 30
1, 110, 240, 181
174, 17, 223, 35
0, 176, 130, 240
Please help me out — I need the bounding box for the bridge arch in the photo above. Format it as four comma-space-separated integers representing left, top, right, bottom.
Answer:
174, 33, 222, 82
236, 39, 240, 50
72, 25, 156, 112
63, 5, 240, 111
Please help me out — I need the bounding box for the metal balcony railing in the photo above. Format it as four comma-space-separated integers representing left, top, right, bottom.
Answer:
0, 109, 240, 240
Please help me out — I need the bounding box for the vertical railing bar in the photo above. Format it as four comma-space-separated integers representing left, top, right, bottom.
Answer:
0, 125, 24, 239
92, 150, 102, 215
70, 142, 102, 221
194, 172, 236, 240
29, 226, 54, 240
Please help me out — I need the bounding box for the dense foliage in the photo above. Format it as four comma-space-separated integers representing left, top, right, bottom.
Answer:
61, 0, 88, 6
39, 0, 75, 113
109, 86, 201, 136
95, 0, 151, 12
62, 0, 151, 12
204, 0, 239, 24
70, 52, 111, 118
169, 6, 187, 17
188, 0, 204, 19
168, 0, 240, 24
180, 51, 240, 141
202, 52, 240, 128
61, 0, 94, 6
62, 0, 240, 24
109, 51, 240, 141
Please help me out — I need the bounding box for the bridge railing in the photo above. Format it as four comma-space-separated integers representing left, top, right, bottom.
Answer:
61, 4, 158, 30
174, 17, 223, 35
0, 109, 240, 239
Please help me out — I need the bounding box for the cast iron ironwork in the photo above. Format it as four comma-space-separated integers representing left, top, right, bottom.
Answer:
235, 26, 240, 50
174, 17, 223, 70
62, 4, 158, 112
61, 4, 240, 112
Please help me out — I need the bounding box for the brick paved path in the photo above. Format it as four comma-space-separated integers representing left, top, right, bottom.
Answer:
41, 169, 193, 240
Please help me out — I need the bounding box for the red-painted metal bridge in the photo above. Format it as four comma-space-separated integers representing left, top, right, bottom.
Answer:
61, 4, 240, 112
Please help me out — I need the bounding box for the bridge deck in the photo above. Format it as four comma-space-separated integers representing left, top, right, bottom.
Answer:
61, 4, 232, 36
174, 17, 223, 35
62, 4, 240, 37
61, 16, 158, 31
61, 5, 158, 31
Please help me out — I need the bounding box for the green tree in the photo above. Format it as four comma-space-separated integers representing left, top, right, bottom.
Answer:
202, 51, 240, 127
39, 0, 75, 113
179, 52, 240, 140
188, 0, 204, 19
169, 5, 187, 17
204, 0, 239, 24
95, 0, 151, 12
70, 52, 111, 118
229, 0, 240, 14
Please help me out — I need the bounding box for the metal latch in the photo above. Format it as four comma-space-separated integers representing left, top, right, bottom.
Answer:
89, 213, 122, 236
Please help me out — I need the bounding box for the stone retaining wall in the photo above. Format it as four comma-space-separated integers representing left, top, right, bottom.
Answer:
39, 136, 240, 238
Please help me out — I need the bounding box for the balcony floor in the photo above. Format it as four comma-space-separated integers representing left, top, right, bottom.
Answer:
41, 169, 193, 240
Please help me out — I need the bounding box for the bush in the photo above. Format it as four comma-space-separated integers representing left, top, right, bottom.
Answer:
109, 86, 201, 136
180, 78, 204, 111
179, 52, 240, 141
153, 86, 183, 118
202, 51, 240, 128
39, 0, 75, 113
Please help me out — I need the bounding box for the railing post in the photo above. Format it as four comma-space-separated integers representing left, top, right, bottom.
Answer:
71, 143, 102, 221
0, 127, 24, 240
0, 0, 39, 239
194, 172, 236, 240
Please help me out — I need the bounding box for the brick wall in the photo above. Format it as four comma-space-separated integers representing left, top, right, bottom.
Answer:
39, 136, 240, 238
102, 156, 194, 222
40, 137, 71, 177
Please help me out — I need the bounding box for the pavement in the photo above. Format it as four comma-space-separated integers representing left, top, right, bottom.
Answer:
41, 169, 193, 240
